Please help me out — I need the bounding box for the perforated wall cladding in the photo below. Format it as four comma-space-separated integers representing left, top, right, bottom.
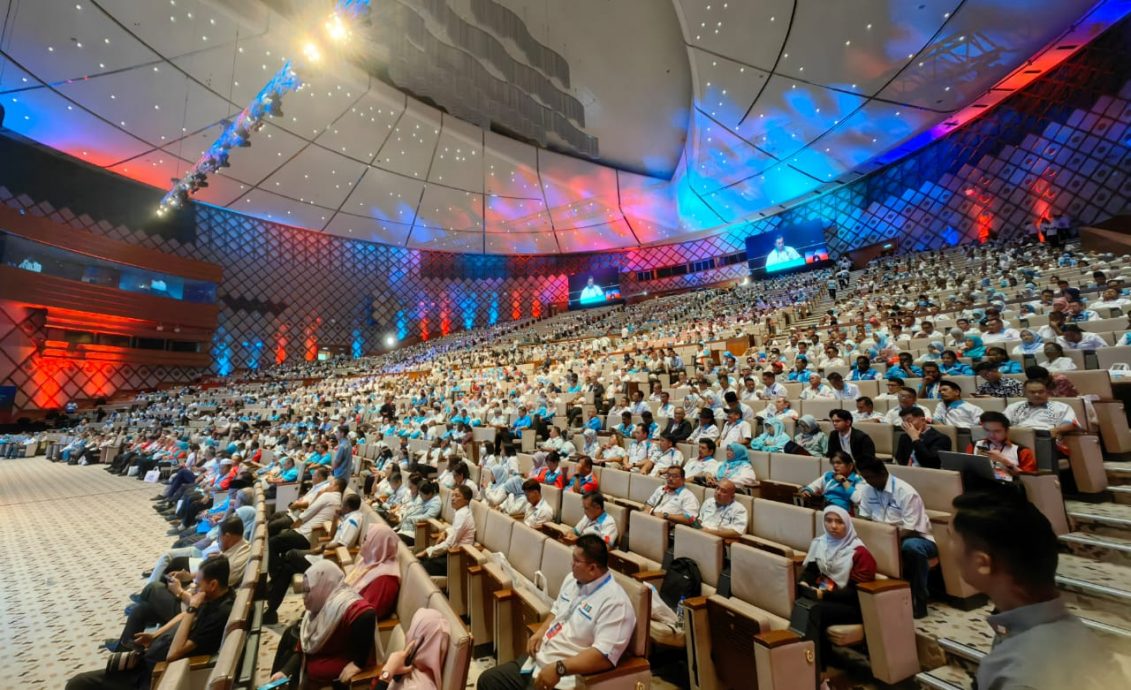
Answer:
1, 16, 1129, 410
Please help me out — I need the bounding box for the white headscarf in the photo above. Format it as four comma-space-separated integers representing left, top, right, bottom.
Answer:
300, 560, 362, 655
802, 505, 867, 589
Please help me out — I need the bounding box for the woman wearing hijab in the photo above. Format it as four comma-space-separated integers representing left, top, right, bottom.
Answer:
486, 474, 526, 514
798, 451, 862, 512
344, 524, 401, 619
793, 415, 829, 457
378, 608, 451, 690
918, 341, 946, 364
1012, 329, 1044, 356
750, 416, 790, 452
711, 442, 757, 488
794, 506, 877, 671
271, 560, 378, 688
1040, 342, 1078, 372
962, 334, 986, 360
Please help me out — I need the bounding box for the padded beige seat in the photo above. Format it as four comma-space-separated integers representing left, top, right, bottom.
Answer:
610, 510, 667, 573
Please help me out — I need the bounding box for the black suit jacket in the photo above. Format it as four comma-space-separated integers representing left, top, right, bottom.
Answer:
894, 428, 951, 469
662, 419, 693, 443
825, 427, 877, 461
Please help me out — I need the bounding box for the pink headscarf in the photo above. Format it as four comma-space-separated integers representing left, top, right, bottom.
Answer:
345, 523, 401, 593
300, 561, 361, 655
390, 609, 451, 690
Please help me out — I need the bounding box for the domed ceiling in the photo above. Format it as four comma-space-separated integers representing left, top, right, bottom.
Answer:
0, 0, 1127, 253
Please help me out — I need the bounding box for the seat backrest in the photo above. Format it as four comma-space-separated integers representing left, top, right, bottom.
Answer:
1060, 370, 1113, 398
610, 570, 651, 657
606, 503, 629, 548
600, 467, 631, 499
206, 629, 246, 690
428, 591, 473, 690
541, 484, 563, 521
483, 510, 516, 554
751, 499, 815, 552
398, 562, 440, 624
516, 453, 535, 475
887, 465, 962, 514
226, 588, 252, 632
438, 487, 454, 523
509, 522, 548, 580
674, 524, 724, 587
1096, 345, 1131, 371
929, 423, 959, 452
749, 451, 771, 480
628, 510, 670, 563
850, 517, 901, 579
628, 474, 664, 505
769, 453, 820, 486
561, 490, 585, 526
470, 500, 489, 543
799, 399, 842, 420
539, 538, 574, 599
858, 423, 894, 455
729, 543, 795, 621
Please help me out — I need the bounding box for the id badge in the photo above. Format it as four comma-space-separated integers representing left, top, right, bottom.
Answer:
544, 621, 563, 641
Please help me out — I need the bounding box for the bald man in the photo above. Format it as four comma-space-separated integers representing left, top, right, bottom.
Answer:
696, 479, 748, 539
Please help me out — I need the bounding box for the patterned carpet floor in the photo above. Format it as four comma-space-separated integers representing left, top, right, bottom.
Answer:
0, 456, 175, 688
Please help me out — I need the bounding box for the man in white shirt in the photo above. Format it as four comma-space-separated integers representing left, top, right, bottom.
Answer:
826, 372, 860, 401
683, 439, 720, 482
645, 434, 683, 477
478, 536, 636, 690
625, 426, 656, 473
1089, 287, 1130, 312
883, 387, 933, 426
933, 380, 984, 429
765, 236, 802, 270
718, 408, 752, 447
758, 371, 788, 400
265, 477, 345, 622
1057, 325, 1108, 350
523, 479, 556, 528
696, 480, 747, 539
570, 492, 619, 547
688, 409, 720, 443
981, 318, 1020, 344
416, 484, 476, 575
853, 396, 884, 423
1003, 379, 1079, 439
643, 466, 700, 525
854, 459, 935, 618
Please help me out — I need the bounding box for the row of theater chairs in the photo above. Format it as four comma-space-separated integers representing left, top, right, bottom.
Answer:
155, 488, 270, 690
417, 477, 920, 687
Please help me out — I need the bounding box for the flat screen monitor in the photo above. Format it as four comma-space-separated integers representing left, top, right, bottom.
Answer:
568, 268, 622, 310
745, 221, 831, 275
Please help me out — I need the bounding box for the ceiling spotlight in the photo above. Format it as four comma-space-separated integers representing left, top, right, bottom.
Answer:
302, 41, 322, 63
325, 13, 348, 42
384, 334, 396, 348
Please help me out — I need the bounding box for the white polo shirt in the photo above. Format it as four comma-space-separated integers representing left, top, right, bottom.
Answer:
697, 498, 748, 533
1003, 401, 1079, 431
853, 475, 933, 541
933, 400, 984, 429
626, 440, 655, 470
530, 572, 637, 690
524, 498, 555, 529
718, 420, 752, 447
646, 485, 700, 519
426, 505, 475, 557
574, 512, 619, 546
682, 457, 719, 481
649, 448, 684, 476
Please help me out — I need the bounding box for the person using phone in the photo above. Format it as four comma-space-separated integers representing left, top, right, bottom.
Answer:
377, 609, 451, 690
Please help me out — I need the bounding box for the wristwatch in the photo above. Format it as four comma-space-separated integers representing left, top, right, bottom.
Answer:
555, 661, 568, 677
185, 606, 199, 614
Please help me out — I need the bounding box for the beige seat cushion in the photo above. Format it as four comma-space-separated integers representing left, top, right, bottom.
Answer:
827, 623, 865, 647
710, 594, 791, 632
650, 620, 685, 648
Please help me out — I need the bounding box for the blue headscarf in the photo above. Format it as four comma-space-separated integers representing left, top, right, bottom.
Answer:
1016, 329, 1044, 354
964, 334, 986, 359
717, 443, 752, 480
750, 417, 789, 452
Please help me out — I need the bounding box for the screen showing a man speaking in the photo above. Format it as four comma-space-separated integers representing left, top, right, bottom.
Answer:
568, 268, 623, 310
745, 221, 831, 274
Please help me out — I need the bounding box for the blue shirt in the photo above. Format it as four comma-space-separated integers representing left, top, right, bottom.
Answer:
997, 360, 1023, 374
849, 368, 880, 381
331, 439, 352, 481
886, 364, 922, 379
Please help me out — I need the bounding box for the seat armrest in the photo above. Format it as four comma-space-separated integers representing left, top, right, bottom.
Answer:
492, 588, 516, 602
348, 664, 385, 687
753, 630, 804, 649
578, 655, 651, 684
632, 569, 666, 585
683, 595, 710, 611
856, 579, 909, 594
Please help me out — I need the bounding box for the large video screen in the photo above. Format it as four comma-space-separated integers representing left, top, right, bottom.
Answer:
568, 268, 623, 310
745, 221, 831, 274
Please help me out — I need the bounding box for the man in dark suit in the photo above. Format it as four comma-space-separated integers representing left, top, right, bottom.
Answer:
661, 406, 693, 443
826, 408, 877, 461
894, 406, 951, 469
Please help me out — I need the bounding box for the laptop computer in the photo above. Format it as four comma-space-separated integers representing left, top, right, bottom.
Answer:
939, 450, 997, 482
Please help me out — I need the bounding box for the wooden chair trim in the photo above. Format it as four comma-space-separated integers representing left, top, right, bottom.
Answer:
683, 595, 710, 611
631, 569, 666, 583
578, 655, 650, 683
492, 588, 516, 602
856, 579, 910, 594
754, 629, 803, 649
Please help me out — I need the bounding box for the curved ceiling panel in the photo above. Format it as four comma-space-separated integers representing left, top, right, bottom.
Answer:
0, 0, 1125, 254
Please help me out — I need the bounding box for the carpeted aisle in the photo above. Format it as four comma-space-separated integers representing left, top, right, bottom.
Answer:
0, 456, 173, 688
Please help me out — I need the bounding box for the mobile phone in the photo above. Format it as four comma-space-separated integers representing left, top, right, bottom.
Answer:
257, 676, 289, 690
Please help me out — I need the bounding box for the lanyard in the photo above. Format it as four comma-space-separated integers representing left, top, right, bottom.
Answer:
559, 573, 613, 625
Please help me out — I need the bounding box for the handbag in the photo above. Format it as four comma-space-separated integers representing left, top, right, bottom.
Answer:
144, 469, 161, 483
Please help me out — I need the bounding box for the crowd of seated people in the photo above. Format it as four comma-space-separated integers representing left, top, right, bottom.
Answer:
37, 232, 1130, 689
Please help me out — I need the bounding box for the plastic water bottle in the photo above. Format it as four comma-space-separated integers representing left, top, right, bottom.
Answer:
675, 595, 686, 632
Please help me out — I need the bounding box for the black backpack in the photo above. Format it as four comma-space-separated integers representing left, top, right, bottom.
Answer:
659, 557, 702, 610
